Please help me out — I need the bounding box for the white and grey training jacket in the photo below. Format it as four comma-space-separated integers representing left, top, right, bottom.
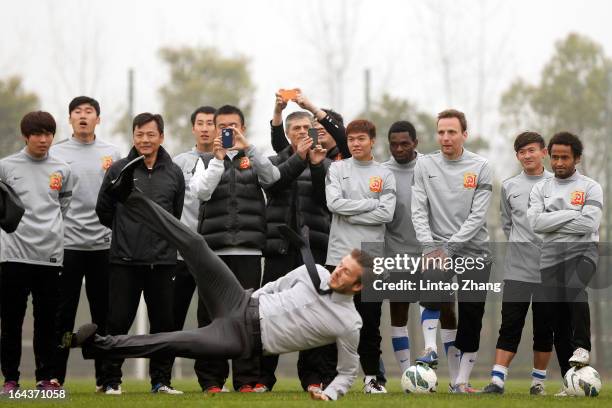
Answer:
501, 169, 553, 282
0, 148, 73, 266
325, 157, 396, 266
50, 136, 121, 250
527, 169, 603, 269
411, 149, 493, 259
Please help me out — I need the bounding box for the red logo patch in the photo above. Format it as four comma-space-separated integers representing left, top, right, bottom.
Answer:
239, 156, 251, 170
101, 155, 113, 171
463, 172, 477, 189
570, 190, 585, 206
49, 172, 63, 191
369, 176, 383, 193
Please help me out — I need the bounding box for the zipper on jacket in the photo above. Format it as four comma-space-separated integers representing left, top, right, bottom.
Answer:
229, 159, 238, 238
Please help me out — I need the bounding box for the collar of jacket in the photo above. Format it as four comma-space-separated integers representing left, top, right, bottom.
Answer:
127, 145, 173, 168
223, 150, 247, 161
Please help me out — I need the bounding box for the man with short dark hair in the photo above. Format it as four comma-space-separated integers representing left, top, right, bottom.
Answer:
382, 120, 422, 375
189, 105, 280, 392
0, 111, 73, 394
50, 96, 121, 391
326, 119, 396, 394
170, 105, 215, 389
96, 112, 185, 395
527, 132, 602, 396
411, 109, 493, 393
483, 131, 555, 395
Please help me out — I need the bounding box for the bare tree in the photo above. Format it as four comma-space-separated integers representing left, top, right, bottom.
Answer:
297, 0, 363, 113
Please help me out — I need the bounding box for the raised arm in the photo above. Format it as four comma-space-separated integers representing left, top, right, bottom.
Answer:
295, 90, 350, 158
245, 145, 281, 187
271, 92, 290, 153
189, 157, 224, 202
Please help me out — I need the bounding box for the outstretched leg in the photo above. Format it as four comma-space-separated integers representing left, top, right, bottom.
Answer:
83, 319, 244, 362
124, 192, 247, 318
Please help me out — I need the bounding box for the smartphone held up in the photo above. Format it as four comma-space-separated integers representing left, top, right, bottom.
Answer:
221, 128, 234, 149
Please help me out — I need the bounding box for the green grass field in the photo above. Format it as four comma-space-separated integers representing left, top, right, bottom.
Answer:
2, 378, 608, 407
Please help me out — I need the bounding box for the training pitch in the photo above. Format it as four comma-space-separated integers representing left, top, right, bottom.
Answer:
2, 378, 608, 407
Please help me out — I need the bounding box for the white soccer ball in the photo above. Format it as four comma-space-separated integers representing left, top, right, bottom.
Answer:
564, 366, 602, 397
401, 364, 438, 393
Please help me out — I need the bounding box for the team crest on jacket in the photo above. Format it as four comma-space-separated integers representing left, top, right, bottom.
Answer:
463, 172, 477, 189
49, 172, 63, 191
239, 156, 251, 170
101, 155, 113, 171
570, 190, 585, 206
369, 176, 383, 193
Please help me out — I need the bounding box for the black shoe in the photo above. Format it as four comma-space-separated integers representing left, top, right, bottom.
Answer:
70, 323, 98, 348
482, 382, 504, 394
105, 155, 144, 202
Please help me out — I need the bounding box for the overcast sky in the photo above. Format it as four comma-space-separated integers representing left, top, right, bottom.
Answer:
2, 0, 611, 177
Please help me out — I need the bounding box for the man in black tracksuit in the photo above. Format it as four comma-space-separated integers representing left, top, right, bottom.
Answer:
189, 105, 280, 392
95, 113, 184, 395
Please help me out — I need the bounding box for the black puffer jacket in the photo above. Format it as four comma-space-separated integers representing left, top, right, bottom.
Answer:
96, 146, 185, 265
197, 151, 267, 250
264, 145, 331, 262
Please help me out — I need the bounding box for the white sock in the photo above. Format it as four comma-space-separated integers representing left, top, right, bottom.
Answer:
491, 364, 508, 388
455, 351, 478, 385
420, 306, 439, 351
364, 375, 376, 384
531, 368, 546, 386
441, 329, 460, 385
391, 326, 411, 373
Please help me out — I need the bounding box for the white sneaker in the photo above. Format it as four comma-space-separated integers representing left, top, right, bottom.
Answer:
152, 384, 184, 395
554, 387, 568, 397
568, 348, 590, 367
364, 379, 387, 394
104, 384, 122, 395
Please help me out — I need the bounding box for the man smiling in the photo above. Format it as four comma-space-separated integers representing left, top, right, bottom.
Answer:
95, 113, 184, 395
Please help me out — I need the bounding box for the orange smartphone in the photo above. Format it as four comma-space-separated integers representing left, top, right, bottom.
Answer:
279, 88, 298, 102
